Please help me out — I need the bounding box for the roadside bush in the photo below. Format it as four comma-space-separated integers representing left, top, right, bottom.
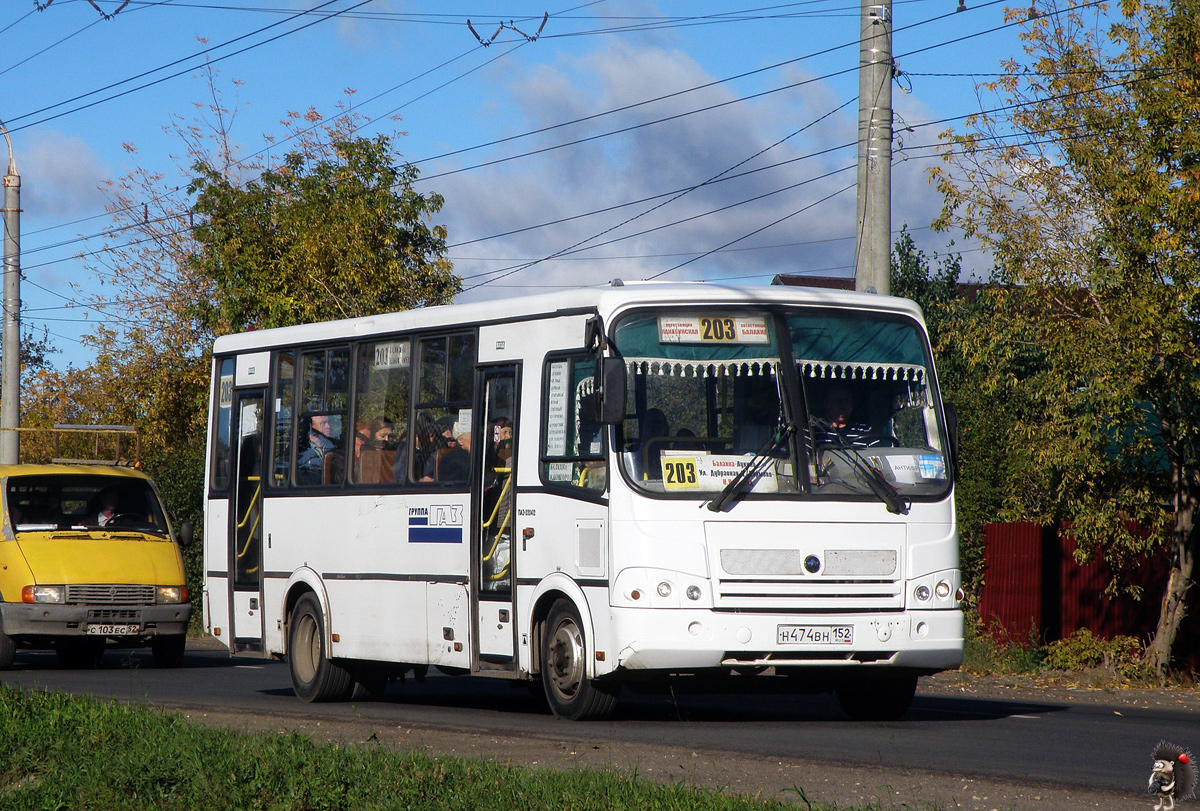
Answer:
961, 618, 1046, 674
1043, 628, 1148, 678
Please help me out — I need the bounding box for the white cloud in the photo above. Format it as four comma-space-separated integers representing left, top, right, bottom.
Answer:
428, 32, 973, 303
19, 130, 109, 219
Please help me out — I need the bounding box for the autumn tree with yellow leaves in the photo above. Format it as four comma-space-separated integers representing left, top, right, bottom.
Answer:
932, 0, 1200, 673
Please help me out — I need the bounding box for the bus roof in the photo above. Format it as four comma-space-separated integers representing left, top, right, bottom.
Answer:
211, 281, 925, 355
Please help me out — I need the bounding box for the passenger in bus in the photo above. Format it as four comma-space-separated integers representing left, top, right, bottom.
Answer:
394, 412, 441, 483
357, 417, 396, 484
487, 417, 513, 466
297, 415, 339, 485
436, 431, 471, 482
369, 417, 395, 446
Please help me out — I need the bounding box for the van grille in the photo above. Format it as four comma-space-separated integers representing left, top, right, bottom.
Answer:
66, 585, 156, 605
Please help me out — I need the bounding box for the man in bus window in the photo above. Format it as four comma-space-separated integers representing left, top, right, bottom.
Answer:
297, 414, 338, 485
813, 382, 879, 446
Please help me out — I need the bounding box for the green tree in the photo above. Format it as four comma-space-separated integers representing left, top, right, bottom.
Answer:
188, 133, 459, 333
890, 230, 1017, 602
19, 76, 460, 606
931, 0, 1200, 672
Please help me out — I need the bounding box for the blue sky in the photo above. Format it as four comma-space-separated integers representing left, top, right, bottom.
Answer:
2, 0, 1036, 367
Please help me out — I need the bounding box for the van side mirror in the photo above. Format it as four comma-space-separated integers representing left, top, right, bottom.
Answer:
597, 357, 627, 425
177, 521, 194, 549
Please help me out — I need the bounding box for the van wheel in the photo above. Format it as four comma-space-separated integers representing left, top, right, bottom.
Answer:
835, 673, 918, 721
541, 599, 618, 721
288, 594, 353, 702
0, 627, 15, 670
151, 635, 187, 668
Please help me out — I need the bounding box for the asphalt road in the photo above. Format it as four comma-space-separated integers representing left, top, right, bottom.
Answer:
1, 640, 1194, 810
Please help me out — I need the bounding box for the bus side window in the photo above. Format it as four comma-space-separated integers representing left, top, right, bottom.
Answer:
410, 332, 476, 484
271, 351, 295, 488
542, 355, 606, 492
351, 339, 409, 486
210, 357, 235, 493
294, 347, 350, 487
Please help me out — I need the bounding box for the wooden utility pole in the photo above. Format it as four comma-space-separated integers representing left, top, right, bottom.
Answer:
854, 0, 893, 295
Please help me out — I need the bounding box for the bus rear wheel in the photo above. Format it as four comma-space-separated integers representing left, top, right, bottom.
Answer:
288, 594, 354, 702
541, 599, 618, 721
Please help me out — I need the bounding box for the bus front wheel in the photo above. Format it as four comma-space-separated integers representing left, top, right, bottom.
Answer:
288, 594, 354, 702
835, 672, 918, 721
541, 599, 618, 721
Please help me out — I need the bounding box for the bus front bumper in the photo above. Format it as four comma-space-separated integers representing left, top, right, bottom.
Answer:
607, 607, 963, 674
0, 602, 193, 638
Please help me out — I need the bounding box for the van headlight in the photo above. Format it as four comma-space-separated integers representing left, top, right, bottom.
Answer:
157, 586, 186, 604
22, 585, 64, 603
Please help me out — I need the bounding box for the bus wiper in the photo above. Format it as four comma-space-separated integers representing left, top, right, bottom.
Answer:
706, 422, 795, 513
810, 418, 910, 515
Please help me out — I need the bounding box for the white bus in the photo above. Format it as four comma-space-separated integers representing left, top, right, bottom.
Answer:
203, 282, 962, 720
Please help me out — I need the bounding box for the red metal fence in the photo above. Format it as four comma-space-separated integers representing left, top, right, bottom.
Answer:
976, 522, 1199, 667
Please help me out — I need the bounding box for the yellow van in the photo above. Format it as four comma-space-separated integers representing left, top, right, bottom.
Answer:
0, 464, 193, 668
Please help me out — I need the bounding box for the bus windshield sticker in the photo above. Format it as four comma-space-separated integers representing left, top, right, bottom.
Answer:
661, 452, 778, 492
546, 361, 569, 456
373, 341, 410, 370
657, 316, 770, 345
547, 461, 573, 482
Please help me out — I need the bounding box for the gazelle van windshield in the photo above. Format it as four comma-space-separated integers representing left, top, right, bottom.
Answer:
611, 308, 951, 503
6, 475, 169, 535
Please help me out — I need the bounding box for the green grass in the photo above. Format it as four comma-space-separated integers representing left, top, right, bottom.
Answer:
0, 686, 848, 811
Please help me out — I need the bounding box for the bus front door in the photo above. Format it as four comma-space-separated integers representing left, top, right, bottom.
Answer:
229, 390, 265, 652
473, 366, 518, 672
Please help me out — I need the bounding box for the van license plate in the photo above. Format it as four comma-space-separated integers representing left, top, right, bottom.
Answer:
777, 625, 853, 644
86, 624, 139, 636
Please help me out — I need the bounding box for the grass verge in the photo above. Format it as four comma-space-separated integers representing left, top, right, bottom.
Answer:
0, 685, 839, 811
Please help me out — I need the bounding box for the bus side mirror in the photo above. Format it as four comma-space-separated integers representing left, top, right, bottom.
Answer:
177, 521, 194, 549
597, 357, 626, 425
943, 401, 959, 474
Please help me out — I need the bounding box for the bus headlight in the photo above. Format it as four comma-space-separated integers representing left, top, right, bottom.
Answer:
656, 581, 673, 598
686, 585, 702, 601
906, 569, 961, 608
157, 586, 187, 604
22, 585, 64, 603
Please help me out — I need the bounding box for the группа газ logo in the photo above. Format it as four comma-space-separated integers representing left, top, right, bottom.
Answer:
1149, 741, 1197, 811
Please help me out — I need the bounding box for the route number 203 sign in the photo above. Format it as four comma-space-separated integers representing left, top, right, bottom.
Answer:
658, 315, 770, 344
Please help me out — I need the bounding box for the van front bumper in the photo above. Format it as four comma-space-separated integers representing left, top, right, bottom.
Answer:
0, 602, 193, 637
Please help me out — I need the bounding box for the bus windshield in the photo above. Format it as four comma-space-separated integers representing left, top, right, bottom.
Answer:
611, 308, 951, 502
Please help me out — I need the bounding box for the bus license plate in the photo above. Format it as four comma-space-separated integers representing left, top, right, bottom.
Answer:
777, 625, 853, 645
86, 624, 139, 636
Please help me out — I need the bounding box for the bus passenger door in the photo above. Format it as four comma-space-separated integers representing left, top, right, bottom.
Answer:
230, 389, 266, 652
473, 366, 518, 672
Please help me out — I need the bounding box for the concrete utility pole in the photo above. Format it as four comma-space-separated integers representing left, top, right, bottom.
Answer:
1, 121, 19, 465
854, 0, 893, 295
